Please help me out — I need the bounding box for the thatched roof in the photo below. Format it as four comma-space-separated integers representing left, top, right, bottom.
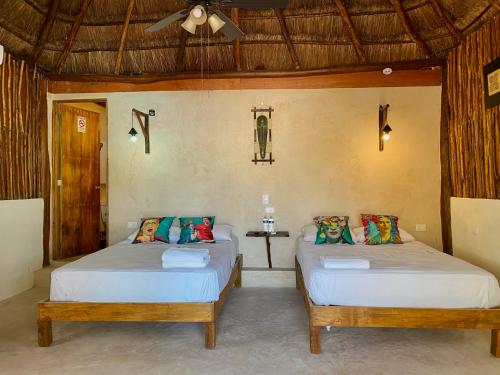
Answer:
0, 0, 497, 76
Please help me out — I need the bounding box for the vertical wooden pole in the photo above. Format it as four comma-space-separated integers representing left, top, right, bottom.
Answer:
440, 65, 453, 255
114, 0, 136, 75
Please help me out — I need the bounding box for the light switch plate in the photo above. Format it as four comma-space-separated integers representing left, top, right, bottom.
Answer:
128, 221, 139, 229
416, 224, 427, 232
262, 194, 269, 205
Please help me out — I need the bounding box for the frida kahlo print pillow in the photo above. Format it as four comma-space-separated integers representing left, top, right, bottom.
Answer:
361, 214, 403, 245
314, 216, 354, 245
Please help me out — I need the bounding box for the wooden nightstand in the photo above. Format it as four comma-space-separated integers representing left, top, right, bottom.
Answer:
246, 231, 290, 269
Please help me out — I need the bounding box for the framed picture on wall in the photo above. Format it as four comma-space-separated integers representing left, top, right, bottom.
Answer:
484, 57, 500, 109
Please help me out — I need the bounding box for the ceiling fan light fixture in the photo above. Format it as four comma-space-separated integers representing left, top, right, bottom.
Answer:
190, 5, 207, 25
208, 14, 226, 34
181, 17, 197, 34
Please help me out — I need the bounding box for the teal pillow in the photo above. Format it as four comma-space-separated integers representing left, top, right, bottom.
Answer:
314, 216, 354, 245
178, 216, 215, 244
154, 216, 176, 243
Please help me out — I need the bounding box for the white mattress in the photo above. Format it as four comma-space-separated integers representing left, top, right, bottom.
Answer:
50, 236, 238, 303
297, 238, 500, 308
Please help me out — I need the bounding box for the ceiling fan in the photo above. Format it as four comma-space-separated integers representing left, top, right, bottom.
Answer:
145, 0, 289, 41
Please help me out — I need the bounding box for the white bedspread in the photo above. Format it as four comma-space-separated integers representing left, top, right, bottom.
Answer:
50, 236, 238, 303
297, 238, 500, 308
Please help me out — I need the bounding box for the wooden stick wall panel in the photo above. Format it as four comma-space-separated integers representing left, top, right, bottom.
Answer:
447, 16, 500, 199
0, 52, 51, 265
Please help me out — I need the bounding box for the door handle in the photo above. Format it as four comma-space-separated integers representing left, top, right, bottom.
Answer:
95, 186, 100, 190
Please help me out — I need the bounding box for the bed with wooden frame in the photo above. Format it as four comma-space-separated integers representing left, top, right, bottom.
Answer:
295, 257, 500, 356
38, 254, 242, 349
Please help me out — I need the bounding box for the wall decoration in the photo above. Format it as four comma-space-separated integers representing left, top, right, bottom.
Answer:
484, 57, 500, 109
251, 106, 274, 164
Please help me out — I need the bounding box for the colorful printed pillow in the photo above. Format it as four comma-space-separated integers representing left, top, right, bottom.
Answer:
133, 217, 176, 244
361, 214, 403, 245
314, 216, 354, 245
178, 216, 216, 244
154, 216, 176, 243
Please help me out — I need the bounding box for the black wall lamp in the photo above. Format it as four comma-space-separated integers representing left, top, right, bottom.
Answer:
129, 108, 150, 154
379, 104, 393, 152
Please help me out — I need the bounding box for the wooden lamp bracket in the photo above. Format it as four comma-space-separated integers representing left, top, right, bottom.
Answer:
379, 104, 389, 152
132, 108, 150, 154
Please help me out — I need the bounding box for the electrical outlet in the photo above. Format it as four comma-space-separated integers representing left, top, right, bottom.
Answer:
415, 224, 427, 232
128, 221, 139, 229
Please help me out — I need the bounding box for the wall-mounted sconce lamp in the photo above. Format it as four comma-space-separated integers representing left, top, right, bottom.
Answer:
379, 104, 393, 152
128, 108, 150, 153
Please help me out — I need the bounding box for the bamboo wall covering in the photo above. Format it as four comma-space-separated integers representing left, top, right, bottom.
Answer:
0, 52, 50, 265
447, 16, 500, 199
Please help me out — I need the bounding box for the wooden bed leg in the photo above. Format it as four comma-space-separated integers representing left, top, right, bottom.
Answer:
295, 259, 300, 289
205, 322, 216, 349
491, 329, 500, 357
38, 319, 53, 347
235, 256, 242, 288
309, 324, 321, 354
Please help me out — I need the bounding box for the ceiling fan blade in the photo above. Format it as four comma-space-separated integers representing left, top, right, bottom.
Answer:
215, 10, 245, 41
221, 0, 289, 8
146, 9, 190, 32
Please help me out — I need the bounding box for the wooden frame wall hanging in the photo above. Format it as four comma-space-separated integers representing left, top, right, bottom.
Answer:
251, 106, 274, 164
484, 57, 500, 109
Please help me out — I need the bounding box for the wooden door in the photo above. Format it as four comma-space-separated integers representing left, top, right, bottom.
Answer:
56, 103, 101, 259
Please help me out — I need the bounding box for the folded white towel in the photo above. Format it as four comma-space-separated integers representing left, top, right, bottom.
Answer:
320, 256, 370, 269
162, 248, 210, 268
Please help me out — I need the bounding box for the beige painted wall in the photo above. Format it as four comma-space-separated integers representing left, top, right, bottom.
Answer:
451, 198, 500, 281
49, 87, 442, 267
0, 199, 43, 301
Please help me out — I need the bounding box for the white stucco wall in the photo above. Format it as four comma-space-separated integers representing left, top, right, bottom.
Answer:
451, 197, 500, 281
0, 199, 43, 301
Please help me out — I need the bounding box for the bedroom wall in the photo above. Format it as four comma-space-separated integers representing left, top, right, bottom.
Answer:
0, 199, 44, 301
49, 86, 442, 268
451, 198, 500, 281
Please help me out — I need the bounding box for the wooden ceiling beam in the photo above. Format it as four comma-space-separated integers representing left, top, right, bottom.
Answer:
488, 0, 500, 12
428, 0, 461, 43
47, 58, 444, 83
48, 69, 442, 93
390, 0, 433, 58
31, 0, 61, 63
114, 0, 136, 75
274, 8, 301, 70
53, 0, 92, 74
334, 0, 367, 64
175, 30, 188, 73
231, 8, 242, 71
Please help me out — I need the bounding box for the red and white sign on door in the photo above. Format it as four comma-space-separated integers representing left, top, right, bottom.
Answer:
77, 116, 87, 133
